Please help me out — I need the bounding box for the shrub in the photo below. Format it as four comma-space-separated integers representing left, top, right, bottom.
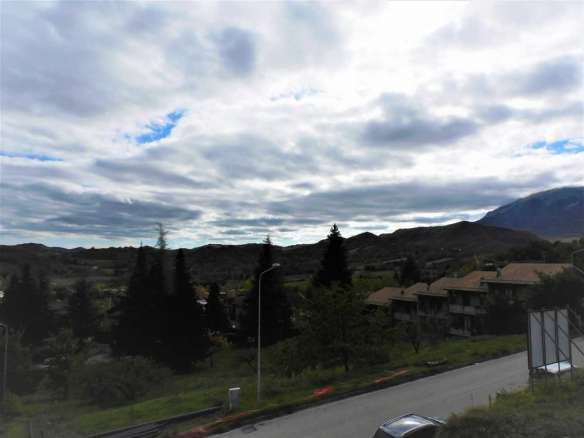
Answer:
2, 392, 26, 418
75, 357, 171, 407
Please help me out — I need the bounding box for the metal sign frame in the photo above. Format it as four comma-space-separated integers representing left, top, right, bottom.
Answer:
527, 308, 572, 376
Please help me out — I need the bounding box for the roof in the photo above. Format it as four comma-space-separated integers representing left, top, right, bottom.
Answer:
445, 270, 498, 292
417, 277, 457, 297
486, 263, 571, 284
366, 287, 404, 306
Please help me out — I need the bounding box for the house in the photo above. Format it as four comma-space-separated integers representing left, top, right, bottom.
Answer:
365, 284, 420, 322
390, 283, 422, 322
482, 263, 571, 303
445, 271, 498, 337
415, 277, 455, 334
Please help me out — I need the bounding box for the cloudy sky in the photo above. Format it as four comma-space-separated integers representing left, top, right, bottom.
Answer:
1, 1, 583, 248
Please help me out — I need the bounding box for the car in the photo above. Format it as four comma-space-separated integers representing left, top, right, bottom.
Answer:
373, 413, 446, 438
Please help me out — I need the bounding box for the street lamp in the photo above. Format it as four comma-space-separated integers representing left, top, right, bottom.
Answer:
257, 263, 280, 403
0, 322, 7, 408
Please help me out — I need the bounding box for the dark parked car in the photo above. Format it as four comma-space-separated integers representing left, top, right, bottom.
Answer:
373, 413, 445, 438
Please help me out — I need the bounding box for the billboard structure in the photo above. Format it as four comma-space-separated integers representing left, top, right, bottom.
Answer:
527, 308, 573, 377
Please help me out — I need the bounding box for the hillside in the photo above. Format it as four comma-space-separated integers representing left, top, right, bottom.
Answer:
478, 186, 584, 239
0, 222, 539, 286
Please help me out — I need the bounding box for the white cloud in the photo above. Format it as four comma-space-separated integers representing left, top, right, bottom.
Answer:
1, 1, 583, 248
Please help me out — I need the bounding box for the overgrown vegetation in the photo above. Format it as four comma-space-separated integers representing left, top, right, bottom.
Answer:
438, 371, 584, 438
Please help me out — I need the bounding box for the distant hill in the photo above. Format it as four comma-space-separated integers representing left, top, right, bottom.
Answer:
478, 187, 584, 239
0, 222, 539, 285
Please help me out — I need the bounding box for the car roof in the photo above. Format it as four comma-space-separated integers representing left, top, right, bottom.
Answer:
380, 414, 440, 438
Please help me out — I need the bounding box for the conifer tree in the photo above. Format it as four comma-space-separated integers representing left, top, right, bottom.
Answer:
164, 249, 209, 372
1, 265, 51, 346
68, 279, 99, 344
113, 246, 156, 357
206, 283, 230, 333
243, 236, 291, 346
399, 256, 421, 286
313, 224, 352, 288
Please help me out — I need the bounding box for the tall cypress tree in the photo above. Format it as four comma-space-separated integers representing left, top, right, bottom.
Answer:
165, 249, 209, 372
399, 256, 421, 286
242, 237, 291, 346
68, 279, 99, 343
113, 246, 156, 357
313, 224, 352, 288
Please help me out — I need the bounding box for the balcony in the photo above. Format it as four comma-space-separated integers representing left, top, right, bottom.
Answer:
449, 327, 472, 337
418, 308, 448, 318
393, 312, 414, 321
449, 304, 486, 315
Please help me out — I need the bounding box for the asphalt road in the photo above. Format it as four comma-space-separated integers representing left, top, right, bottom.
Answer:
216, 339, 584, 438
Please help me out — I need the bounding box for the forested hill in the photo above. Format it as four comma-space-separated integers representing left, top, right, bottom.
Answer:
0, 221, 539, 285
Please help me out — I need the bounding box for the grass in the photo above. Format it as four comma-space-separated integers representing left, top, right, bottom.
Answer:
438, 370, 584, 438
5, 335, 525, 437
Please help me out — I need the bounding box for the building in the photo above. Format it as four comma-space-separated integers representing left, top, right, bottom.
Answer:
445, 271, 497, 337
415, 277, 454, 334
482, 263, 571, 303
390, 283, 423, 322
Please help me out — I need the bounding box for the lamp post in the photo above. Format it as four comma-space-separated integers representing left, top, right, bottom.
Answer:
257, 263, 280, 404
0, 322, 7, 407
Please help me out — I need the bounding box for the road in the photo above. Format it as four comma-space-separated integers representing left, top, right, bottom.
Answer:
216, 339, 584, 438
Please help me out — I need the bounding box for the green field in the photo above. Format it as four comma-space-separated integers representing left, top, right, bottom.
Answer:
3, 334, 525, 437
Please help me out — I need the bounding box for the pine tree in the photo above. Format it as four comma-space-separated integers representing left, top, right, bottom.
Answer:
313, 224, 352, 288
68, 279, 99, 344
399, 256, 421, 286
206, 283, 230, 333
113, 246, 157, 357
164, 249, 209, 372
1, 265, 51, 346
242, 236, 291, 346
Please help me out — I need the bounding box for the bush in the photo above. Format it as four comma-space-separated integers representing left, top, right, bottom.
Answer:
2, 392, 26, 418
75, 357, 172, 407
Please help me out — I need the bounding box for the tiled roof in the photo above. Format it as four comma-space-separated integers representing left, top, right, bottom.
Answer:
365, 287, 404, 306
445, 270, 498, 291
418, 277, 458, 297
487, 263, 571, 284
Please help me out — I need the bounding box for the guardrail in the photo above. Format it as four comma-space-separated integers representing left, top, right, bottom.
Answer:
86, 403, 223, 438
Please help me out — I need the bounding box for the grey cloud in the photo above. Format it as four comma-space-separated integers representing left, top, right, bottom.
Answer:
92, 159, 210, 189
361, 93, 479, 148
214, 27, 257, 76
2, 182, 200, 239
267, 175, 557, 224
514, 56, 582, 96
202, 135, 320, 180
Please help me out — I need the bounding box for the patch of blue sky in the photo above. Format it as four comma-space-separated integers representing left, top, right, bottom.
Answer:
135, 110, 184, 144
0, 151, 63, 161
530, 138, 584, 154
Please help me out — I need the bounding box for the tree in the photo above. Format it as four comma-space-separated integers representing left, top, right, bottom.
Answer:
0, 265, 51, 346
313, 224, 352, 288
242, 236, 291, 346
528, 269, 584, 318
164, 249, 209, 372
113, 246, 159, 358
399, 256, 421, 287
206, 283, 230, 333
44, 329, 86, 399
68, 279, 99, 345
297, 284, 387, 372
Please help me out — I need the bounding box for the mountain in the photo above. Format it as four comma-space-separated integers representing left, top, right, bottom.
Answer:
478, 187, 584, 239
0, 222, 539, 285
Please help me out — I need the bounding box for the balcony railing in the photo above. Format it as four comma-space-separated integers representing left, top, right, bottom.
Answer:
449, 327, 472, 337
449, 304, 486, 315
418, 308, 449, 318
393, 312, 414, 321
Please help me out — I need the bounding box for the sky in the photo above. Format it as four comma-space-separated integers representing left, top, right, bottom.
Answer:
1, 1, 583, 249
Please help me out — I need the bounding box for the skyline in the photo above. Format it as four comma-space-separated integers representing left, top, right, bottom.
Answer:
1, 1, 583, 248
